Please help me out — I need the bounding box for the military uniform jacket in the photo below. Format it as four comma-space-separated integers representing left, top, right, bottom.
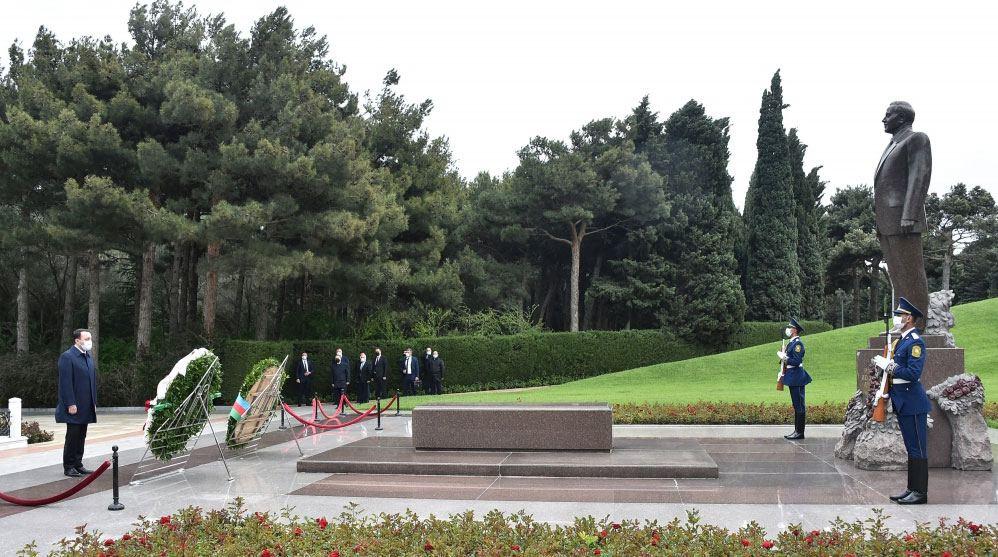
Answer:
781, 337, 812, 387
888, 329, 931, 416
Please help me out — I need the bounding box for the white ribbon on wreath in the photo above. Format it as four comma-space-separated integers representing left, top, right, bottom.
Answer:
144, 347, 213, 432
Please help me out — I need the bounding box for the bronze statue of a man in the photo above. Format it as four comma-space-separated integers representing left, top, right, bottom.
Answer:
874, 101, 931, 326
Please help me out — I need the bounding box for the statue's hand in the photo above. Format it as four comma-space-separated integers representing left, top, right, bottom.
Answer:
900, 218, 916, 233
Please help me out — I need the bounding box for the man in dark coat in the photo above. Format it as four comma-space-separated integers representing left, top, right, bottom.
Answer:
427, 350, 446, 395
399, 348, 420, 395
330, 348, 351, 402
371, 347, 388, 398
294, 352, 314, 406
55, 328, 97, 477
422, 347, 433, 394
355, 352, 372, 403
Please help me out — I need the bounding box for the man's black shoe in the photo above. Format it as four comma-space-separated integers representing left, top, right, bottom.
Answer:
75, 466, 95, 475
784, 431, 804, 440
896, 491, 927, 505
64, 469, 82, 477
890, 490, 912, 501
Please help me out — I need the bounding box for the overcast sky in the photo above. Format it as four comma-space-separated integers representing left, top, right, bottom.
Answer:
2, 1, 996, 209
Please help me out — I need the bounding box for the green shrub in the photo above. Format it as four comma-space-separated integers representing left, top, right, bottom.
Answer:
613, 401, 848, 425
21, 421, 54, 443
26, 499, 996, 556
729, 320, 832, 350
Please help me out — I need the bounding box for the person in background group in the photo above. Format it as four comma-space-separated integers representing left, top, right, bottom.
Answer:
294, 351, 314, 407
330, 348, 351, 402
422, 347, 434, 394
356, 352, 372, 404
428, 350, 445, 395
56, 328, 97, 478
777, 318, 811, 440
372, 347, 388, 398
400, 347, 420, 395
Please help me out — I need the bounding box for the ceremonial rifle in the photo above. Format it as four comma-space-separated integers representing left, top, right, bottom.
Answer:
776, 337, 786, 391
872, 306, 893, 422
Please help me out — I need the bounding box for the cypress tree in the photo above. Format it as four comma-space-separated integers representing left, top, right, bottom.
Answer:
744, 71, 801, 320
788, 129, 826, 319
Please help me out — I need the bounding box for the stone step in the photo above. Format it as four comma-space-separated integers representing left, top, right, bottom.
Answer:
412, 403, 612, 451
297, 437, 719, 479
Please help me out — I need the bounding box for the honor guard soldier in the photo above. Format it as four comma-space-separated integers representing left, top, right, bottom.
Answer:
778, 318, 812, 440
878, 296, 930, 505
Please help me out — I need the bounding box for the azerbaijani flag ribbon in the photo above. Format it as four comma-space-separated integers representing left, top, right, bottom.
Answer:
230, 394, 251, 421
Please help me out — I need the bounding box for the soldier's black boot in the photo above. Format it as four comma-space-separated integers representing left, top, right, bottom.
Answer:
897, 458, 927, 505
785, 412, 805, 440
890, 459, 913, 501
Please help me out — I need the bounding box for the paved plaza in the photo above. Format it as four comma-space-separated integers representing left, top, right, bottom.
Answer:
1, 410, 996, 554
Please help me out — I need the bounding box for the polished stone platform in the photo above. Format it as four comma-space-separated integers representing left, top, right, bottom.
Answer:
293, 437, 998, 504
412, 403, 612, 451
297, 436, 718, 478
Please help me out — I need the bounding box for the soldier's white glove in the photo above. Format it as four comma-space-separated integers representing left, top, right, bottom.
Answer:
873, 355, 891, 370
886, 361, 898, 373
776, 350, 787, 361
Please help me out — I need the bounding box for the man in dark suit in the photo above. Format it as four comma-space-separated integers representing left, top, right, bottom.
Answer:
371, 347, 388, 398
874, 101, 932, 328
427, 350, 446, 395
422, 347, 433, 394
55, 328, 97, 477
294, 352, 314, 406
355, 352, 372, 403
330, 348, 351, 402
399, 347, 420, 395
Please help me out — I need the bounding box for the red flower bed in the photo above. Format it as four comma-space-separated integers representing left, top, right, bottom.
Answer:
24, 499, 996, 556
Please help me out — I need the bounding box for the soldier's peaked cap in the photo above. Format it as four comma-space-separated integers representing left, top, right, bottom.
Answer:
787, 317, 804, 334
892, 296, 923, 319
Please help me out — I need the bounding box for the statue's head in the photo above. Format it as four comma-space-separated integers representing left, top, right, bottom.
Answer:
882, 101, 915, 134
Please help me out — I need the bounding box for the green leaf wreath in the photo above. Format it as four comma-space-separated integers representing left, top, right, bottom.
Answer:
146, 353, 223, 461
226, 357, 284, 448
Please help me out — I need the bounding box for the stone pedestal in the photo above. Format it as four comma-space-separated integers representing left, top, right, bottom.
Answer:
856, 334, 963, 468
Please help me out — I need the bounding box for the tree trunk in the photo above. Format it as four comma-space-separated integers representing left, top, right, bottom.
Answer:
869, 259, 881, 321
16, 267, 29, 354
61, 255, 78, 343
168, 244, 181, 336
851, 267, 862, 326
177, 243, 189, 333
538, 271, 556, 328
202, 241, 221, 340
582, 252, 602, 331
87, 250, 101, 367
186, 243, 199, 328
275, 279, 287, 337
254, 287, 270, 340
234, 269, 245, 337
136, 242, 156, 358
942, 233, 954, 291
569, 225, 583, 333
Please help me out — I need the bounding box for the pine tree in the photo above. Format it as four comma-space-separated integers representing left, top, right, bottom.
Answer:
744, 71, 801, 320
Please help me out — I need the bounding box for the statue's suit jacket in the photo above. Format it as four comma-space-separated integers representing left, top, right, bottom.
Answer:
873, 127, 932, 236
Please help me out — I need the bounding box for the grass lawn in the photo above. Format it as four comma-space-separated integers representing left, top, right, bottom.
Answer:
398, 297, 997, 410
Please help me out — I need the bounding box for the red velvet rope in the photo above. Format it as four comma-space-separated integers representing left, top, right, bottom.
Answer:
282, 395, 397, 430
345, 393, 397, 414
314, 396, 346, 420
0, 460, 110, 506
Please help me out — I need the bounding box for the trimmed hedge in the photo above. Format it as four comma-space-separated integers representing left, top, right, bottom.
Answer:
218, 321, 830, 400
215, 340, 294, 403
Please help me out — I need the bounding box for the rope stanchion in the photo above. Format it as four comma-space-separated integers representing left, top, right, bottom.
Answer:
281, 402, 377, 429
108, 446, 124, 511
0, 460, 110, 507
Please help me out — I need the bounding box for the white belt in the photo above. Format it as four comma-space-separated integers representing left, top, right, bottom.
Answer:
893, 378, 911, 384
785, 365, 799, 369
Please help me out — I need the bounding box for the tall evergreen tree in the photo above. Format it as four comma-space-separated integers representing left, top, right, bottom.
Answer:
743, 71, 801, 320
787, 129, 826, 319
